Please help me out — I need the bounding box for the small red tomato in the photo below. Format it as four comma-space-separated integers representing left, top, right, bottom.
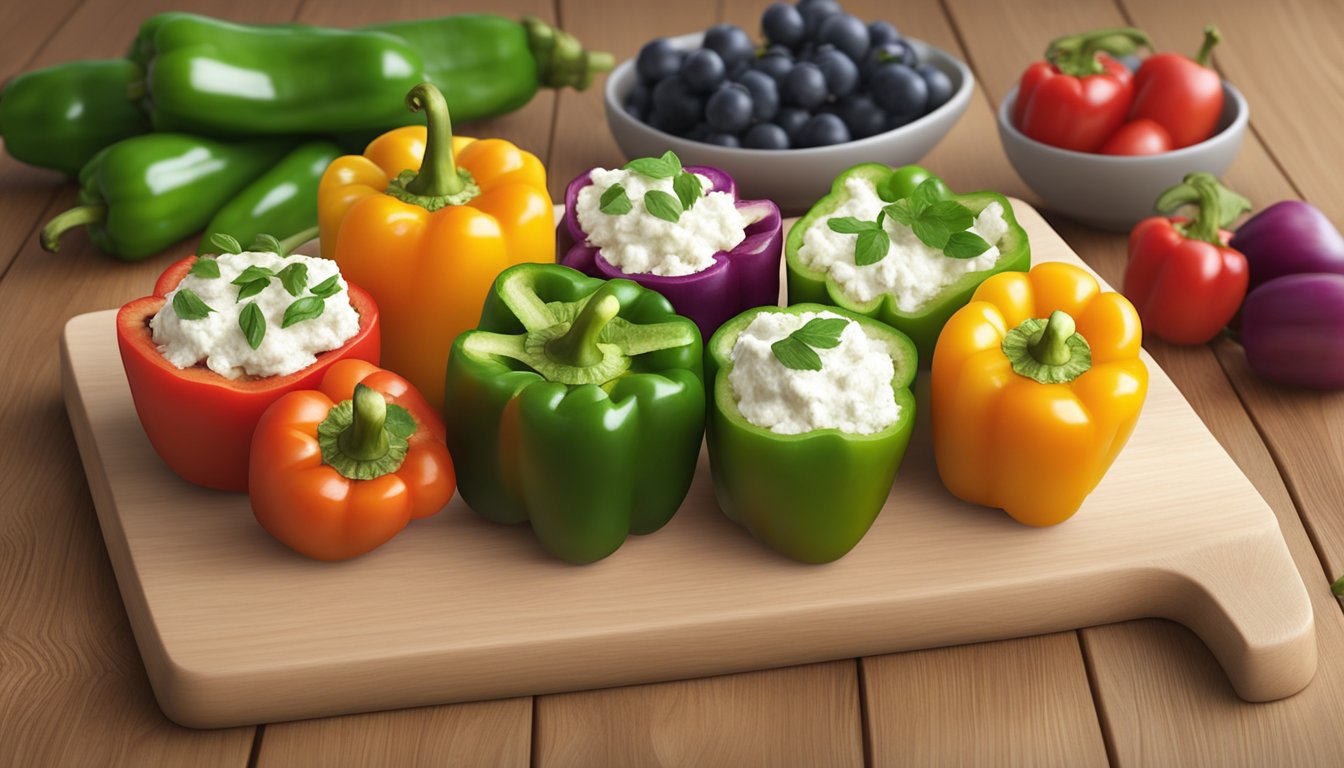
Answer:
1100, 119, 1175, 156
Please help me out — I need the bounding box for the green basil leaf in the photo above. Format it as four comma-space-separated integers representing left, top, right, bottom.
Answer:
771, 335, 823, 371
661, 150, 682, 174
791, 317, 849, 349
911, 217, 953, 249
673, 171, 702, 211
251, 233, 285, 256
853, 229, 891, 267
171, 289, 215, 321
384, 403, 417, 439
231, 265, 276, 286
309, 274, 342, 299
883, 200, 914, 227
210, 233, 242, 255
278, 263, 309, 297
643, 190, 683, 223
909, 179, 945, 215
235, 279, 269, 302
922, 200, 975, 231
239, 302, 266, 350
599, 183, 633, 215
943, 231, 993, 259
827, 216, 877, 234
282, 296, 326, 328
188, 258, 221, 279
623, 151, 681, 179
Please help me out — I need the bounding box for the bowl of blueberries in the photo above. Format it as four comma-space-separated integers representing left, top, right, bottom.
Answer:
606, 1, 974, 212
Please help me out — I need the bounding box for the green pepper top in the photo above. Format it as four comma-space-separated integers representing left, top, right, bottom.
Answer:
785, 163, 1031, 365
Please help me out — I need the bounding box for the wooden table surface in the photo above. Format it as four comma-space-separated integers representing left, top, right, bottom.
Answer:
2, 0, 1342, 765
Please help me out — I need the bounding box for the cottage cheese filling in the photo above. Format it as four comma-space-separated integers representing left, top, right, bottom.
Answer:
728, 310, 900, 435
575, 167, 748, 276
151, 250, 360, 380
798, 176, 1009, 311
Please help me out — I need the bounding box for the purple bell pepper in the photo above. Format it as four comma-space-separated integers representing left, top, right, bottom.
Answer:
1229, 200, 1344, 290
561, 165, 783, 337
1241, 273, 1344, 390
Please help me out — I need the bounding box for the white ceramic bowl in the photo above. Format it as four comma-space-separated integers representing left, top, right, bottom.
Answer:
997, 82, 1249, 231
604, 32, 975, 214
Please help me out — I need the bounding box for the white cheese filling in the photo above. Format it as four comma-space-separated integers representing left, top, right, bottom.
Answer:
798, 176, 1009, 311
151, 250, 360, 380
575, 167, 748, 277
728, 310, 900, 435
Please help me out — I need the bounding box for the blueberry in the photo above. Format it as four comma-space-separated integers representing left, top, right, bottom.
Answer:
836, 93, 887, 139
703, 24, 756, 69
773, 107, 810, 140
636, 39, 684, 85
799, 0, 842, 40
818, 13, 869, 61
736, 70, 780, 121
863, 41, 915, 79
705, 83, 754, 134
870, 64, 928, 125
762, 3, 805, 47
704, 132, 741, 147
625, 82, 652, 120
728, 61, 750, 80
754, 51, 794, 84
782, 62, 828, 109
813, 47, 859, 98
916, 64, 954, 112
796, 112, 851, 147
743, 122, 791, 149
651, 76, 704, 134
686, 122, 712, 141
868, 20, 902, 47
682, 49, 726, 93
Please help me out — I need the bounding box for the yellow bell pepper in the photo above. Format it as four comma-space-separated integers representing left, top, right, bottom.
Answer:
319, 83, 554, 410
931, 262, 1148, 526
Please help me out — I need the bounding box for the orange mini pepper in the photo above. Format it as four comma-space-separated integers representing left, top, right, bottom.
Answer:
319, 82, 554, 410
931, 262, 1148, 526
249, 358, 456, 561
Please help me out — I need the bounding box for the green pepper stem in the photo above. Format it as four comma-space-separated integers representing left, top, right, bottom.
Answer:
1195, 25, 1221, 68
40, 204, 107, 253
277, 225, 320, 256
1046, 27, 1152, 76
1154, 172, 1250, 244
546, 283, 620, 368
338, 384, 391, 461
1028, 311, 1076, 367
403, 83, 464, 198
523, 16, 614, 90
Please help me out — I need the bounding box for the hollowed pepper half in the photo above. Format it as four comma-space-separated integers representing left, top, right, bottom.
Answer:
445, 263, 705, 564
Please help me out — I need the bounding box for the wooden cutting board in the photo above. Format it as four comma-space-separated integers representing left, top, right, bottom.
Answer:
60, 200, 1315, 729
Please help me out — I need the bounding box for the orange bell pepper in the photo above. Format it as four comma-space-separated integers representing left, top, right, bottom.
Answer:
249, 358, 456, 561
319, 82, 554, 410
931, 262, 1148, 526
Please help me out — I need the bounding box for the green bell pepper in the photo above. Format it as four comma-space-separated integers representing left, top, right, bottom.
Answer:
706, 304, 917, 564
786, 164, 1030, 363
0, 60, 150, 176
198, 140, 341, 254
40, 134, 290, 261
445, 263, 705, 565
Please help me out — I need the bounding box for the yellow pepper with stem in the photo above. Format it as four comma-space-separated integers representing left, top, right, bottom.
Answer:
931, 262, 1148, 526
319, 82, 554, 410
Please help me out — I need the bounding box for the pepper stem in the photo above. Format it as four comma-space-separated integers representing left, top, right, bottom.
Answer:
546, 283, 620, 368
40, 204, 107, 253
1195, 25, 1221, 68
403, 83, 464, 198
277, 225, 320, 257
1028, 311, 1076, 366
338, 384, 391, 462
523, 16, 615, 90
1154, 172, 1250, 244
1046, 27, 1152, 76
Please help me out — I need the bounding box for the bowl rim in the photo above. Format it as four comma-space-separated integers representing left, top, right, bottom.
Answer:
605, 30, 976, 156
996, 81, 1249, 163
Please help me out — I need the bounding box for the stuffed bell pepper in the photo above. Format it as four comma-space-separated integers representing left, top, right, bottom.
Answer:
786, 164, 1030, 363
561, 151, 782, 339
118, 237, 380, 491
444, 263, 705, 564
706, 305, 917, 563
320, 82, 554, 411
932, 262, 1148, 526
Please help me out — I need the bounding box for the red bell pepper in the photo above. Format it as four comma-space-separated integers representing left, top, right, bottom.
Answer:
1099, 118, 1174, 156
1131, 26, 1224, 148
1013, 28, 1151, 153
1124, 173, 1252, 345
117, 255, 381, 492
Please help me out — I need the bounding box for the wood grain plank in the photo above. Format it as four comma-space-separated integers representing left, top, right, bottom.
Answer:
0, 0, 86, 79
534, 662, 863, 768
944, 0, 1344, 763
0, 1, 302, 764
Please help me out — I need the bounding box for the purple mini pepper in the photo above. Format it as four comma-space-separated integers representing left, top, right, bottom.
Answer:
562, 164, 783, 338
1229, 200, 1344, 290
1241, 273, 1344, 390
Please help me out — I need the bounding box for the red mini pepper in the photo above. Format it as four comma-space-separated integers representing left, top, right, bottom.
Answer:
1131, 26, 1224, 149
1013, 28, 1151, 153
250, 359, 455, 561
117, 255, 381, 491
1124, 172, 1252, 344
